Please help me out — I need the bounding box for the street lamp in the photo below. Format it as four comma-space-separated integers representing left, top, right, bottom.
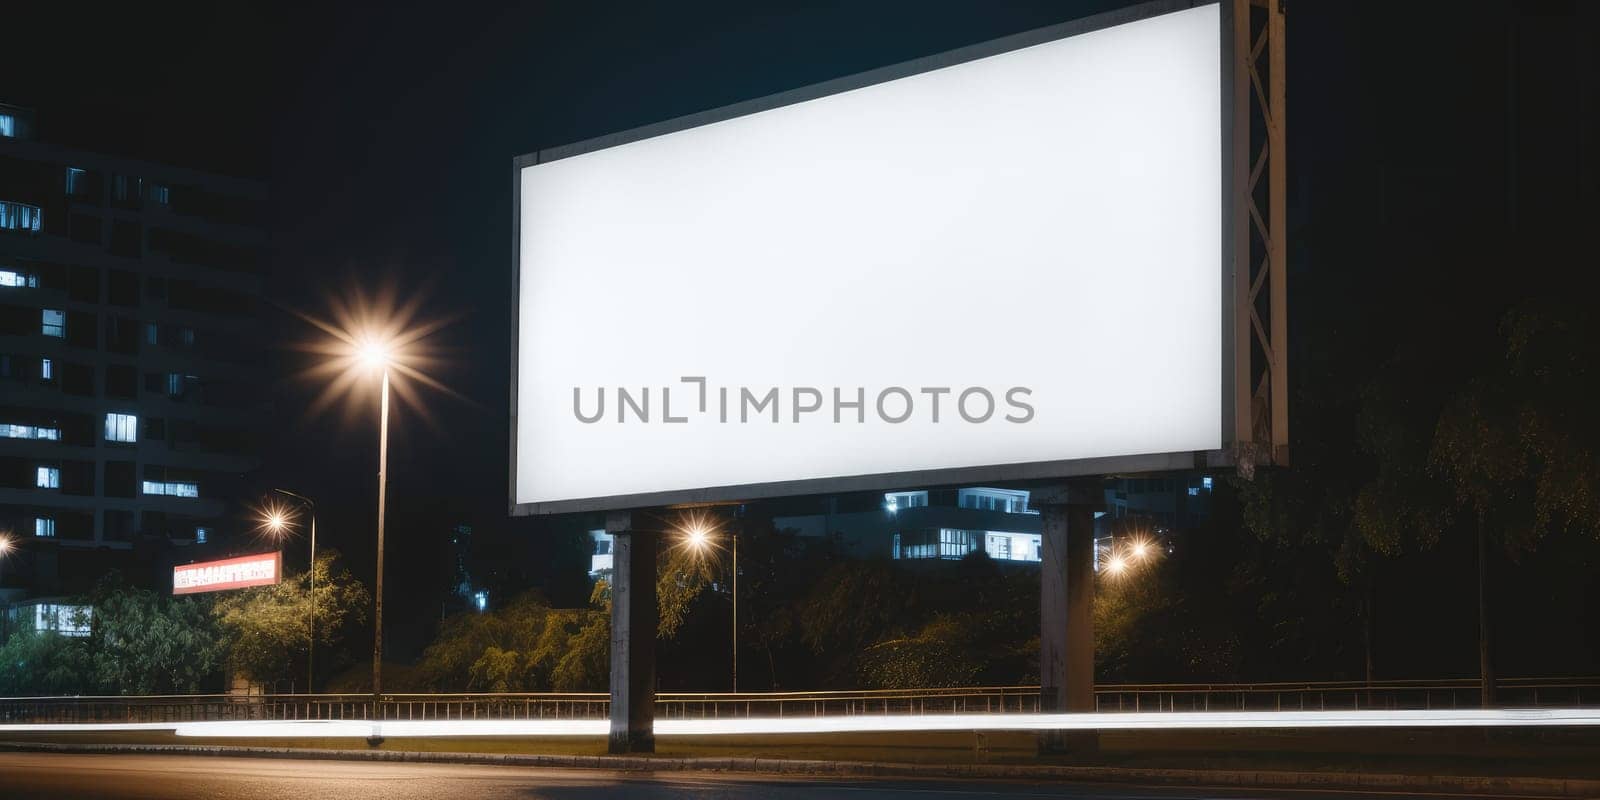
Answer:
260, 490, 317, 693
357, 335, 393, 708
676, 512, 737, 692
0, 533, 13, 586
295, 287, 454, 716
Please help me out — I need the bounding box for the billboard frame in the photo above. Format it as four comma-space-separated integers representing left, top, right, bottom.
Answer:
511, 0, 1240, 516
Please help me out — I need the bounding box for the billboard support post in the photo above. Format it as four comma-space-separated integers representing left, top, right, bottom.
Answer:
1035, 483, 1102, 754
607, 511, 657, 754
1230, 0, 1289, 471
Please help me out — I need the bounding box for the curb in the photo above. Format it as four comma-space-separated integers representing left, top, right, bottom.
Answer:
2, 741, 1597, 798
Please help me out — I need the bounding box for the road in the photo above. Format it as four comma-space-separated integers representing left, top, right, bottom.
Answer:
0, 752, 1553, 800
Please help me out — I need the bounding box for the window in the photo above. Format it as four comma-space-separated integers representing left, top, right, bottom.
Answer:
884, 491, 928, 513
1202, 476, 1213, 490
35, 517, 55, 537
66, 168, 87, 195
36, 466, 60, 489
194, 527, 209, 544
0, 269, 36, 287
41, 309, 65, 337
0, 201, 42, 232
1, 423, 60, 440
939, 528, 976, 559
958, 488, 1033, 514
167, 373, 184, 397
144, 322, 159, 344
104, 412, 138, 442
149, 184, 170, 205
143, 480, 199, 498
40, 358, 52, 380
112, 175, 142, 204
0, 113, 13, 137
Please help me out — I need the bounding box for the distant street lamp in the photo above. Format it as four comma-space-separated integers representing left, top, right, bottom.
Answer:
0, 532, 14, 585
261, 490, 317, 693
678, 512, 737, 692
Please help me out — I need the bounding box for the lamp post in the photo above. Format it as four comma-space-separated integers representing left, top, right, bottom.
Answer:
680, 516, 737, 692
0, 533, 13, 587
358, 340, 392, 712
731, 522, 738, 693
295, 291, 443, 719
265, 490, 317, 693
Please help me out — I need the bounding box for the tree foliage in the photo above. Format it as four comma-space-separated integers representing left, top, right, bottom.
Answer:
90, 576, 223, 694
212, 550, 369, 686
414, 586, 609, 692
0, 629, 95, 696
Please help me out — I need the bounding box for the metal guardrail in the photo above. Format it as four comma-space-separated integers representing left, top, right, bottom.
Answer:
2, 678, 1596, 724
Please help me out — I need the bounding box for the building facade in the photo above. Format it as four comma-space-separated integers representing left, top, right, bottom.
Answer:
773, 476, 1216, 566
0, 103, 267, 609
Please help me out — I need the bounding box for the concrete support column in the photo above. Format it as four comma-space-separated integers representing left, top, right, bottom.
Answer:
1035, 482, 1102, 753
607, 511, 657, 754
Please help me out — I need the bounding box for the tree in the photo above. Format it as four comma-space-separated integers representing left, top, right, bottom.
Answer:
0, 629, 95, 695
1430, 302, 1600, 704
91, 576, 223, 694
212, 550, 368, 688
414, 587, 609, 692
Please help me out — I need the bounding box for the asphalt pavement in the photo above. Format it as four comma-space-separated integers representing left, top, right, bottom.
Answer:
0, 752, 1561, 800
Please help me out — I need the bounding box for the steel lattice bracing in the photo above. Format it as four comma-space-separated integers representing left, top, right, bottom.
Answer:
1231, 0, 1289, 474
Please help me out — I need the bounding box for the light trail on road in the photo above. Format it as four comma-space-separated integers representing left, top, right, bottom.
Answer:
1, 707, 1598, 738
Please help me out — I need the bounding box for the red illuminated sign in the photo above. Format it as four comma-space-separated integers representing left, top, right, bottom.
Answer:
173, 552, 282, 595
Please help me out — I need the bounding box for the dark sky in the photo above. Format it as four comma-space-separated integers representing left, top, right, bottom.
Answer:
10, 1, 1599, 659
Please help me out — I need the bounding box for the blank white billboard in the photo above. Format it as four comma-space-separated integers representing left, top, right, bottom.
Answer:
515, 3, 1222, 512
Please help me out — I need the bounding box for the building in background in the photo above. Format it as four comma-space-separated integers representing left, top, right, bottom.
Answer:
0, 102, 268, 603
774, 487, 1044, 563
772, 477, 1216, 565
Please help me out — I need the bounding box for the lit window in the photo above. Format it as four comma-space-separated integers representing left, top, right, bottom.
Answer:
1, 423, 60, 440
194, 527, 209, 543
473, 591, 488, 612
41, 309, 65, 337
40, 358, 52, 380
105, 412, 138, 442
35, 516, 55, 537
142, 480, 199, 498
0, 269, 36, 287
149, 184, 170, 205
884, 491, 928, 513
1202, 476, 1214, 490
1188, 487, 1200, 496
0, 201, 42, 232
66, 168, 86, 195
167, 373, 183, 396
36, 466, 59, 489
0, 113, 14, 138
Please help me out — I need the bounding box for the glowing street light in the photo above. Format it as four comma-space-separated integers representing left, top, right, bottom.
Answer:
294, 286, 456, 710
258, 490, 318, 693
1104, 554, 1128, 577
0, 532, 12, 588
675, 511, 738, 692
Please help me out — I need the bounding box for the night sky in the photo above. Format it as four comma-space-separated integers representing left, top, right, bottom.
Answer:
10, 1, 1598, 661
